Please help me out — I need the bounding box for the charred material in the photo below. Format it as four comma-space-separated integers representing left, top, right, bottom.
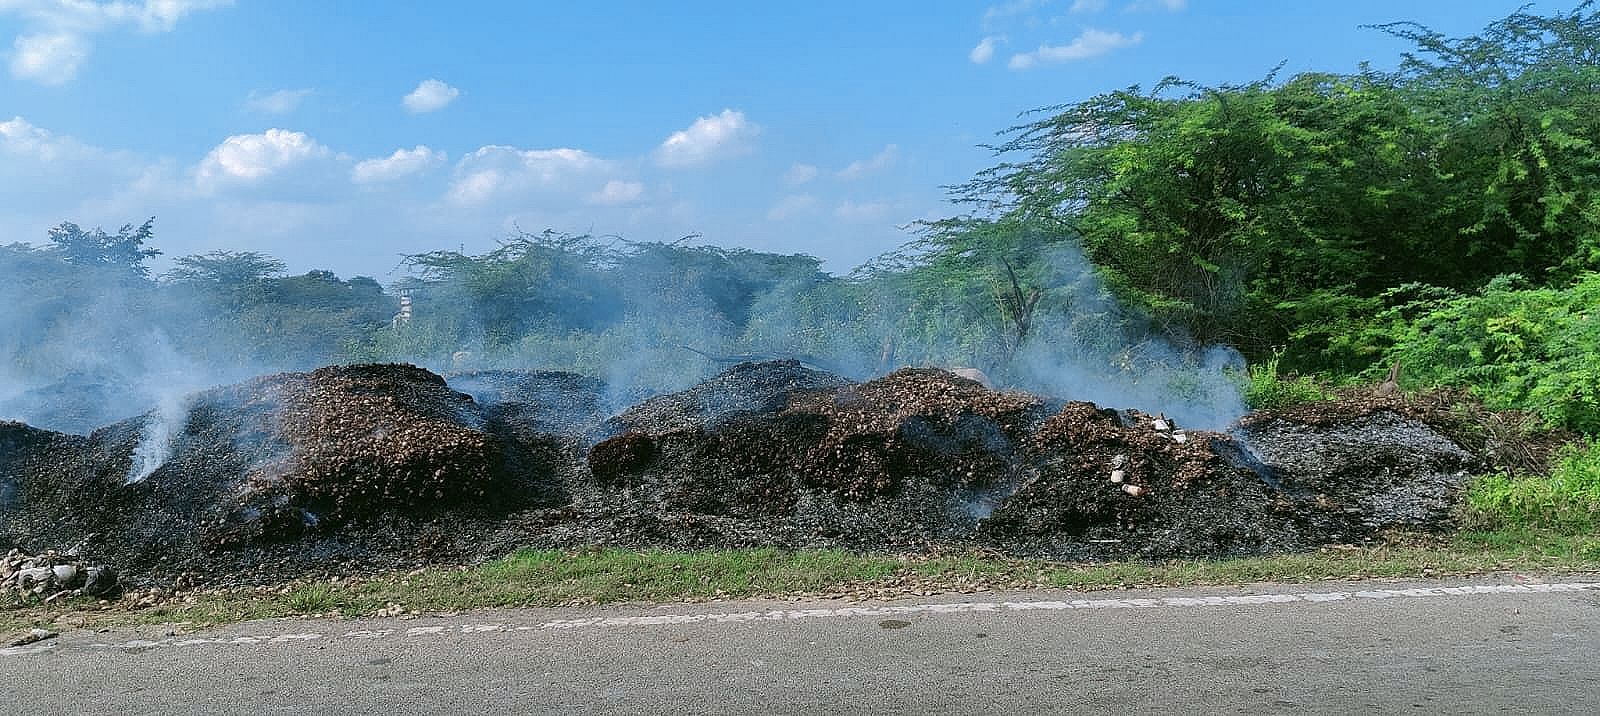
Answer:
0, 360, 1504, 588
1, 364, 571, 582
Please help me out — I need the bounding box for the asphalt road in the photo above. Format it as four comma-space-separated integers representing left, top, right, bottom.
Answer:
4, 577, 1599, 714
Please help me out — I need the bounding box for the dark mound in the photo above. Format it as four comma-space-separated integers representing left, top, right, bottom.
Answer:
979, 402, 1291, 559
985, 398, 1476, 560
583, 367, 1048, 550
1, 364, 567, 582
445, 369, 613, 508
1245, 389, 1566, 475
1, 361, 1497, 588
606, 360, 853, 435
1237, 405, 1477, 532
447, 370, 609, 440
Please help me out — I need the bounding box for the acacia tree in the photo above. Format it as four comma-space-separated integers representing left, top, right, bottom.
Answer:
1374, 1, 1600, 280
401, 229, 622, 346
165, 250, 286, 285
164, 250, 287, 308
943, 3, 1600, 371
46, 217, 162, 280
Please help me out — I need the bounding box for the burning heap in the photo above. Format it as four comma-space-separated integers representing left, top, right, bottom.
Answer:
982, 402, 1295, 558
268, 366, 503, 510
580, 366, 1045, 548
0, 364, 571, 581
0, 360, 1490, 587
447, 369, 611, 440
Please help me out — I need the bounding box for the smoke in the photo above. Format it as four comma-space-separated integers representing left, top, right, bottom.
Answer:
0, 231, 406, 441
121, 335, 211, 483
125, 391, 187, 483
395, 233, 1250, 429
0, 364, 21, 413
3, 221, 1252, 450
1006, 244, 1247, 430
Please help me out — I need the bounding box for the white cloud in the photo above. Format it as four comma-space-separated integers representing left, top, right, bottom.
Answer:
0, 0, 232, 32
402, 79, 460, 113
834, 199, 895, 222
784, 163, 819, 186
446, 145, 610, 206
837, 144, 899, 180
195, 128, 329, 191
0, 115, 168, 222
969, 36, 1000, 64
982, 0, 1048, 29
2, 1, 231, 84
9, 31, 88, 84
1, 115, 101, 161
655, 109, 759, 168
352, 145, 445, 184
588, 179, 644, 206
0, 112, 926, 284
1070, 0, 1107, 12
245, 88, 313, 115
766, 194, 817, 221
1008, 29, 1142, 69
1127, 0, 1186, 10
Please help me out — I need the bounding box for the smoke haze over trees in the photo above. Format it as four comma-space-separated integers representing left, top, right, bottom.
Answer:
3, 4, 1599, 437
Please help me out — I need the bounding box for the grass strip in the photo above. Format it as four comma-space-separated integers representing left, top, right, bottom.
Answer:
6, 528, 1600, 634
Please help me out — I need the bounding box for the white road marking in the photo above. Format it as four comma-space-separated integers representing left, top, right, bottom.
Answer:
0, 641, 59, 657
18, 581, 1594, 656
537, 582, 1600, 629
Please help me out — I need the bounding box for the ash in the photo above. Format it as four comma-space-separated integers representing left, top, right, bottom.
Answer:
0, 361, 1483, 588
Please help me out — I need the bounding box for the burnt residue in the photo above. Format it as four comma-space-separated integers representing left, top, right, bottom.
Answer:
0, 361, 1493, 587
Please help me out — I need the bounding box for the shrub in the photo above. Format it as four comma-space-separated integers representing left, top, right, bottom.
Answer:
1379, 273, 1600, 434
1243, 352, 1333, 410
1464, 441, 1600, 530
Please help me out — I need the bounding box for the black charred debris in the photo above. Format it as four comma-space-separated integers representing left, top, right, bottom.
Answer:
0, 361, 1492, 588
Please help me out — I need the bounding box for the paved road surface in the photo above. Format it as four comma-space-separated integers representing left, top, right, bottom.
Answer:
4, 577, 1599, 714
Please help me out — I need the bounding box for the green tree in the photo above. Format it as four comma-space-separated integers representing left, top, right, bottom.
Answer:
402, 230, 621, 346
945, 3, 1600, 372
165, 250, 288, 309
46, 218, 162, 279
1374, 2, 1600, 280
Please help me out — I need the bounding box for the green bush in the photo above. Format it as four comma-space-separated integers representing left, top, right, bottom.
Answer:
1243, 353, 1333, 410
1464, 441, 1600, 530
1378, 273, 1600, 434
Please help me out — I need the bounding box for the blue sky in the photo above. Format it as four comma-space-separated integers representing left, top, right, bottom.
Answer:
0, 1, 1531, 278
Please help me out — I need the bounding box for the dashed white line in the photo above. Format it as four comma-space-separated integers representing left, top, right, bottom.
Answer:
20, 581, 1594, 656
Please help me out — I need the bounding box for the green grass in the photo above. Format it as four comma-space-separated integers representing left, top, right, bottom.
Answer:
7, 531, 1600, 635
1464, 441, 1600, 530
1243, 354, 1335, 410
283, 583, 337, 613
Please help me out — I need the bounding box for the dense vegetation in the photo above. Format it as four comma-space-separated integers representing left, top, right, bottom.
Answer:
953, 4, 1600, 373
3, 5, 1598, 440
